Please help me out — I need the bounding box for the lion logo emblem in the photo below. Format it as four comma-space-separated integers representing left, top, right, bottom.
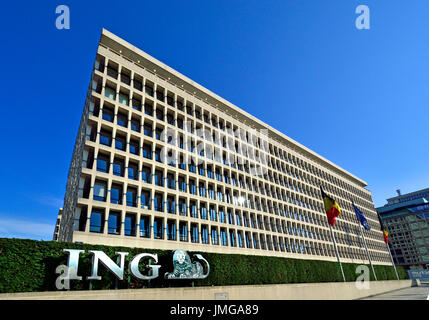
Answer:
165, 250, 209, 279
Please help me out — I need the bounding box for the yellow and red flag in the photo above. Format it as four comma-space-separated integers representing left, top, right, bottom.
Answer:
383, 230, 389, 244
320, 186, 341, 227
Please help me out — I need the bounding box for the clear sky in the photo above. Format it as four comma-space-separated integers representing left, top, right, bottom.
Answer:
0, 1, 428, 240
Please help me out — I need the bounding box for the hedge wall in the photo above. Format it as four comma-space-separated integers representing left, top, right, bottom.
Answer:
0, 238, 407, 293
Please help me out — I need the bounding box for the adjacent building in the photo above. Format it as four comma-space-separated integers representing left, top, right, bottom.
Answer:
376, 188, 429, 270
56, 29, 391, 266
53, 208, 63, 241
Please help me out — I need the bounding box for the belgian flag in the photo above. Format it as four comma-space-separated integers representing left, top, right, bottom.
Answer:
383, 230, 389, 244
376, 212, 389, 244
320, 186, 342, 227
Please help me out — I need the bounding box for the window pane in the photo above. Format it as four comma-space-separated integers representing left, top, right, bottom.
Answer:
90, 211, 103, 233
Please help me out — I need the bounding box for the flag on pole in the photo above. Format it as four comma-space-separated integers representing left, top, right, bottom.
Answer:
320, 186, 341, 227
376, 212, 390, 244
383, 230, 389, 244
352, 200, 371, 230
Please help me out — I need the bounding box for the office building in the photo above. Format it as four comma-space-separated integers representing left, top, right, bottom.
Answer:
377, 188, 429, 269
57, 29, 391, 266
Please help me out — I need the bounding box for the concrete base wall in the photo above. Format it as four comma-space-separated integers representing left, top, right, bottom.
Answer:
0, 280, 411, 300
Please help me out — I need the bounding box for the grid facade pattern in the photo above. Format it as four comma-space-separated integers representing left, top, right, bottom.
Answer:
383, 211, 429, 268
58, 30, 391, 265
378, 192, 429, 269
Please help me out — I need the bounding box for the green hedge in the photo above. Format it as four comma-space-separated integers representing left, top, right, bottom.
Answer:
0, 238, 407, 293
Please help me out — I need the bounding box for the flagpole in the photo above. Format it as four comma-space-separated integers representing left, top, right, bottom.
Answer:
329, 225, 346, 282
385, 241, 400, 280
358, 225, 377, 281
377, 212, 400, 280
351, 199, 378, 281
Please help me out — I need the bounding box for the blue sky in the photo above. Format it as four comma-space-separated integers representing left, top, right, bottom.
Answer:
0, 1, 428, 240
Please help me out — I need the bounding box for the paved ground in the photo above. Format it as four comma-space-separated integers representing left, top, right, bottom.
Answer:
363, 283, 429, 300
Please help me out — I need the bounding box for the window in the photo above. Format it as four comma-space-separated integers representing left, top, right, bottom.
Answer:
253, 234, 259, 249
220, 229, 228, 246
245, 232, 252, 248
132, 98, 142, 111
177, 118, 184, 129
219, 209, 226, 223
154, 170, 163, 186
124, 214, 136, 236
189, 180, 196, 195
107, 65, 118, 78
208, 187, 215, 200
131, 119, 140, 132
121, 73, 131, 85
140, 190, 151, 209
198, 165, 205, 176
229, 230, 236, 247
119, 92, 129, 105
228, 211, 234, 225
180, 222, 188, 242
154, 193, 163, 212
211, 228, 218, 245
105, 86, 116, 100
108, 212, 120, 235
237, 231, 244, 248
126, 188, 137, 207
117, 113, 127, 127
190, 201, 198, 218
243, 214, 249, 228
155, 128, 163, 141
191, 224, 199, 243
260, 234, 266, 250
141, 166, 151, 183
144, 103, 153, 116
167, 196, 175, 214
201, 226, 209, 244
96, 155, 109, 173
90, 210, 103, 233
102, 108, 114, 122
143, 144, 152, 159
99, 130, 112, 146
199, 183, 206, 198
144, 124, 153, 137
189, 163, 196, 173
156, 90, 164, 102
167, 114, 175, 126
129, 140, 139, 155
113, 158, 124, 177
110, 184, 122, 204
153, 218, 163, 239
200, 205, 207, 220
178, 177, 186, 192
167, 220, 176, 240
155, 148, 162, 162
235, 213, 241, 226
156, 109, 164, 121
207, 166, 214, 179
93, 181, 107, 201
210, 207, 217, 222
167, 96, 174, 107
115, 135, 126, 151
177, 100, 184, 111
128, 163, 138, 180
140, 216, 150, 238
167, 174, 175, 189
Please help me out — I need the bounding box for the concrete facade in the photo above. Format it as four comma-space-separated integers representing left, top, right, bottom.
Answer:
0, 280, 412, 300
57, 28, 391, 266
